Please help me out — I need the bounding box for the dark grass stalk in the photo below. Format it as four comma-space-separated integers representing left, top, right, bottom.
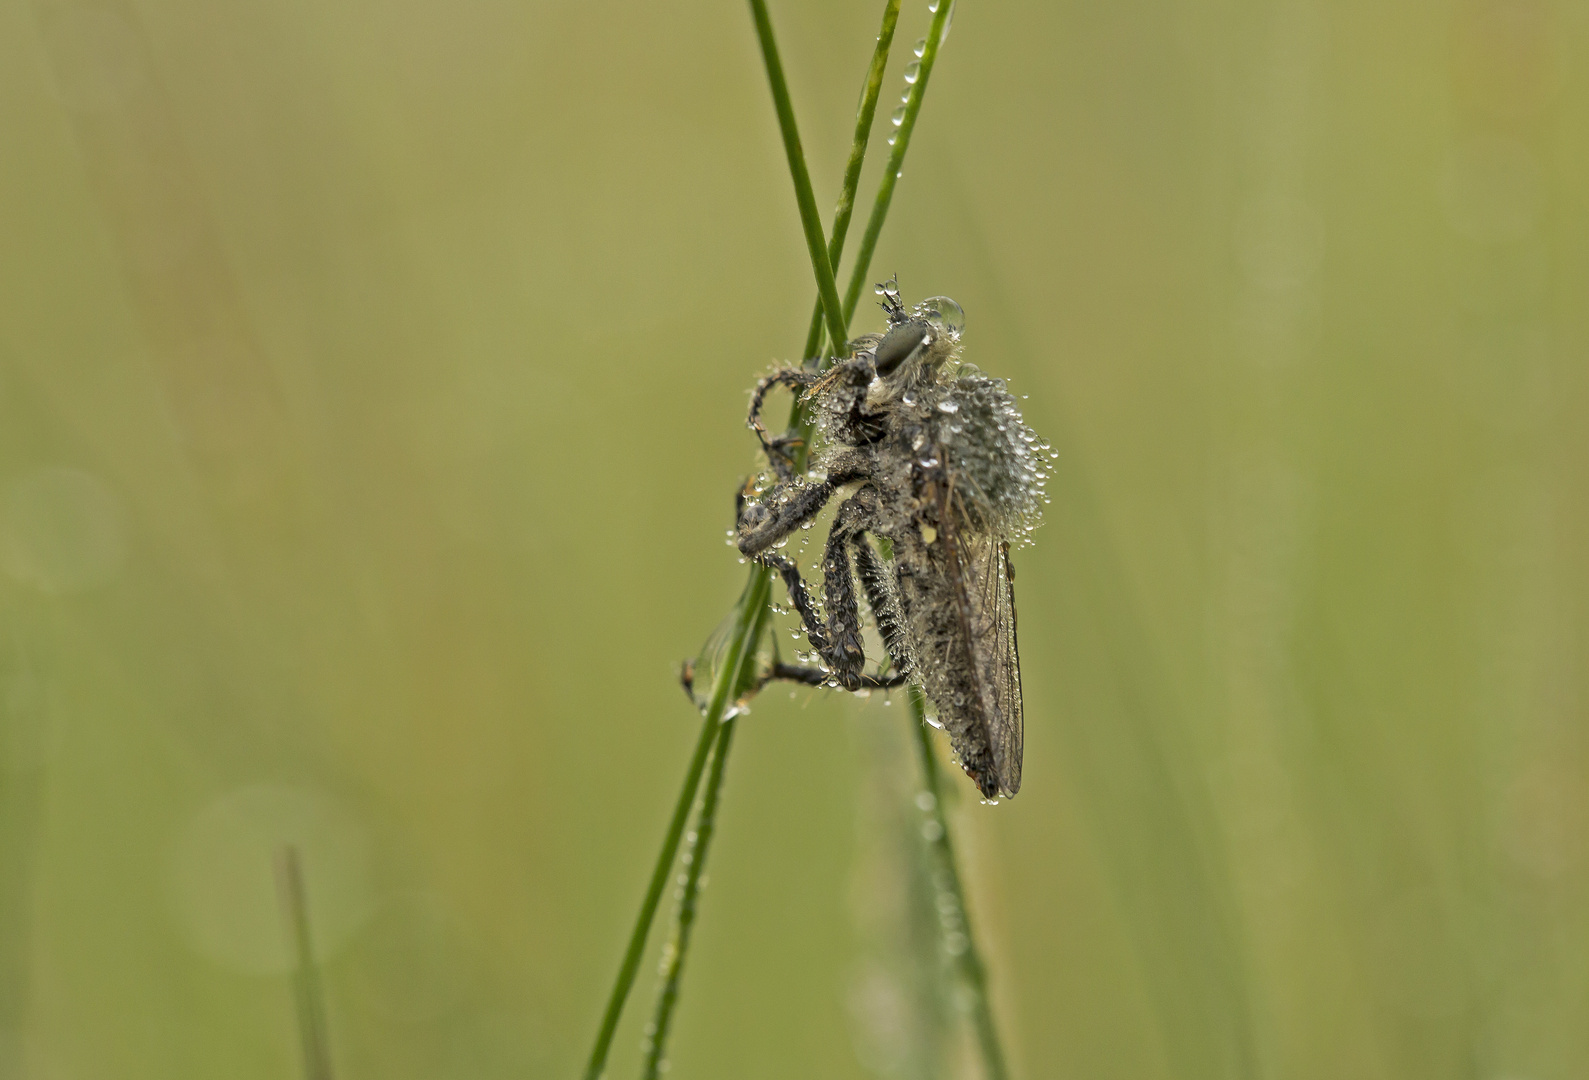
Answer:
638, 594, 764, 1079
841, 0, 956, 328
581, 570, 771, 1080
749, 0, 849, 355
800, 0, 902, 364
275, 845, 335, 1080
907, 689, 1010, 1080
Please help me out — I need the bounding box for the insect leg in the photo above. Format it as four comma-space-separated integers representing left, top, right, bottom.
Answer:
818, 506, 868, 684
852, 535, 913, 679
761, 662, 908, 690
753, 491, 877, 691
747, 368, 817, 481
736, 461, 867, 557
760, 552, 832, 659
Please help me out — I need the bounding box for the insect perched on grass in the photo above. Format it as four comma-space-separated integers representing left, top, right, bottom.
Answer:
735, 281, 1051, 799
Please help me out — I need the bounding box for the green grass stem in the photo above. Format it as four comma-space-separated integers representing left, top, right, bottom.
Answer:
275, 845, 335, 1080
638, 617, 759, 1079
801, 0, 902, 363
580, 570, 771, 1080
841, 0, 956, 327
584, 4, 1003, 1076
907, 688, 1011, 1080
749, 0, 850, 356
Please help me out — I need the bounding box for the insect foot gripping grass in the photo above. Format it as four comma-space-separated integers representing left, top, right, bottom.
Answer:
736, 280, 1054, 800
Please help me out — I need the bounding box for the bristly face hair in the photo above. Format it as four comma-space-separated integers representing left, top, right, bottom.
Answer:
734, 279, 1052, 799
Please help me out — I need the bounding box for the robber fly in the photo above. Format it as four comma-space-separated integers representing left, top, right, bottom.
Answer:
735, 281, 1050, 799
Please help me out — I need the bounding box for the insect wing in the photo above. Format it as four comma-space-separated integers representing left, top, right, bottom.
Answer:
954, 530, 1024, 796
933, 481, 1025, 798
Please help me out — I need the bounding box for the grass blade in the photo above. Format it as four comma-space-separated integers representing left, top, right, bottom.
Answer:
748, 0, 849, 355
801, 0, 903, 362
275, 845, 335, 1080
640, 594, 770, 1078
907, 689, 1011, 1080
581, 570, 771, 1080
841, 0, 956, 327
638, 717, 739, 1080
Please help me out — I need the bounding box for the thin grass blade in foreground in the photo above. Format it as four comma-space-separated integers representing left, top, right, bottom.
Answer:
748, 0, 849, 351
579, 0, 890, 1066
581, 2, 1008, 1075
628, 4, 909, 1073
580, 571, 770, 1080
275, 845, 335, 1080
638, 599, 770, 1080
800, 0, 901, 362
841, 0, 957, 327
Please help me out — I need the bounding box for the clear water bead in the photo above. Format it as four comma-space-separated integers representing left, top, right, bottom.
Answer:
891, 105, 906, 127
915, 296, 965, 338
904, 61, 921, 83
914, 37, 927, 57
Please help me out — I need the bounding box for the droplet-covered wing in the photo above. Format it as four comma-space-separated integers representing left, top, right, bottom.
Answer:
950, 530, 1024, 797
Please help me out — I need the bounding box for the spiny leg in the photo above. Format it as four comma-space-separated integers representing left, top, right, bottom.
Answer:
762, 663, 907, 690
736, 462, 867, 557
852, 534, 913, 680
758, 490, 909, 693
747, 368, 817, 481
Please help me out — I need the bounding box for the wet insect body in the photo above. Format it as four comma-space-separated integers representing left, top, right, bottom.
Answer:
736, 283, 1050, 799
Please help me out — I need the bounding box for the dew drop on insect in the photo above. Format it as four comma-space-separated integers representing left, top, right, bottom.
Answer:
916, 296, 965, 338
891, 105, 906, 127
937, 399, 959, 413
914, 37, 927, 57
925, 714, 944, 729
904, 61, 921, 83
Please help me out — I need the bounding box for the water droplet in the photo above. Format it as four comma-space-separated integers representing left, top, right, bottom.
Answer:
890, 105, 906, 127
929, 0, 940, 11
886, 133, 897, 146
936, 399, 959, 413
914, 37, 927, 57
915, 296, 965, 338
904, 61, 921, 84
921, 819, 944, 842
915, 791, 937, 812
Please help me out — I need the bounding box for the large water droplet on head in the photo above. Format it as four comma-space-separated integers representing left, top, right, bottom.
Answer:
915, 296, 965, 339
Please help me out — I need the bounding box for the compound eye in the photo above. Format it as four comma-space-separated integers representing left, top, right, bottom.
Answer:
873, 320, 929, 376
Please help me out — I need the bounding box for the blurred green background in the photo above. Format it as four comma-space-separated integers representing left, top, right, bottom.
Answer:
2, 0, 1587, 1077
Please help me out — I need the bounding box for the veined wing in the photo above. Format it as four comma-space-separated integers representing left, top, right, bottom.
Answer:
934, 481, 1025, 798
